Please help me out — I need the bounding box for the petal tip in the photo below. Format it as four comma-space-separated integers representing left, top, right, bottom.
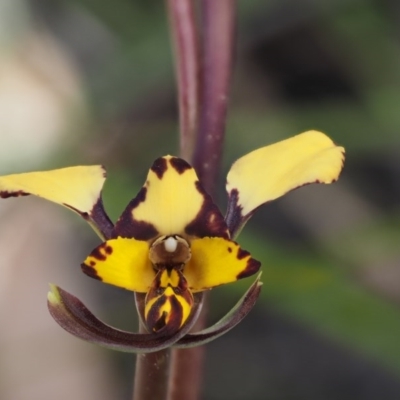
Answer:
47, 284, 61, 304
236, 257, 261, 280
225, 131, 346, 237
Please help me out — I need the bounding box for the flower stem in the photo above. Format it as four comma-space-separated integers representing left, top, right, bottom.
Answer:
167, 0, 200, 161
132, 323, 171, 400
192, 0, 236, 196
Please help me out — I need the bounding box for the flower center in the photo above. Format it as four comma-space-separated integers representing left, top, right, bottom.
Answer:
145, 235, 193, 332
164, 236, 178, 252
148, 235, 191, 270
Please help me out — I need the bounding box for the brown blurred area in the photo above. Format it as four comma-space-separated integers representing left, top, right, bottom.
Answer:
0, 0, 400, 399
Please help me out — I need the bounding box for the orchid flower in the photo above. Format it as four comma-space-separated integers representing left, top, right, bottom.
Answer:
0, 131, 344, 352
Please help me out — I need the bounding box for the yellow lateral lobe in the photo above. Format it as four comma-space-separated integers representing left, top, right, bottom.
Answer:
184, 237, 261, 292
81, 237, 154, 292
0, 166, 106, 215
226, 131, 345, 218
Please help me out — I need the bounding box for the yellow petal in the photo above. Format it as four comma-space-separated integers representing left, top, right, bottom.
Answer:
114, 156, 228, 241
81, 237, 154, 292
0, 166, 106, 215
184, 237, 261, 292
226, 131, 345, 219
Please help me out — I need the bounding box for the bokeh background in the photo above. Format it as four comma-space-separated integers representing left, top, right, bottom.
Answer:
1, 0, 400, 399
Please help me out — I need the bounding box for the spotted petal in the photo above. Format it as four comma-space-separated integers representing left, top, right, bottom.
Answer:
114, 156, 228, 241
47, 284, 204, 353
0, 166, 113, 239
184, 237, 261, 292
81, 238, 153, 292
226, 131, 345, 237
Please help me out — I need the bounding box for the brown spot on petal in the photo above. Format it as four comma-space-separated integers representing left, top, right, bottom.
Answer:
81, 263, 102, 281
227, 247, 232, 253
185, 181, 229, 239
88, 242, 114, 262
153, 311, 168, 332
170, 157, 191, 174
126, 221, 159, 241
166, 295, 185, 329
151, 157, 168, 179
113, 186, 159, 240
91, 244, 107, 261
0, 190, 29, 198
236, 258, 261, 279
105, 245, 113, 255
146, 295, 169, 332
237, 247, 250, 260
131, 186, 147, 207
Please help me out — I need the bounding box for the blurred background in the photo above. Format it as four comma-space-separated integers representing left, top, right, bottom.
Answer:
0, 0, 400, 399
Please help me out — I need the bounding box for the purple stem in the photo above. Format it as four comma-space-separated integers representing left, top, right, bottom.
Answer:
192, 0, 236, 196
132, 323, 170, 400
167, 0, 201, 161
